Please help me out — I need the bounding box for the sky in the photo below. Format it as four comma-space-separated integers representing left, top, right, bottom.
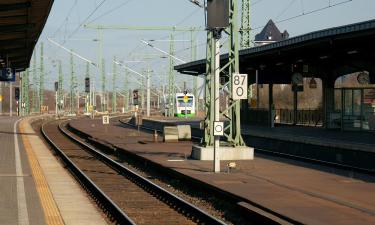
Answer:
35, 0, 375, 92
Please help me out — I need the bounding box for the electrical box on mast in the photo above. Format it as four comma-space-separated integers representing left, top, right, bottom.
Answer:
54, 82, 59, 92
15, 87, 20, 100
133, 90, 139, 105
206, 0, 229, 29
85, 77, 90, 93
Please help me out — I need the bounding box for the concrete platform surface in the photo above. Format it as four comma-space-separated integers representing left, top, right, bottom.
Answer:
143, 117, 375, 152
70, 117, 375, 225
0, 116, 107, 225
0, 116, 45, 225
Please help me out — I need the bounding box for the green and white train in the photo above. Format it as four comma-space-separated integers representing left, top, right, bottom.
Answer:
175, 93, 195, 117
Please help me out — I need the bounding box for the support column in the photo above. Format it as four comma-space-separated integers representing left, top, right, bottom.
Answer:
293, 89, 298, 125
112, 57, 117, 113
213, 35, 220, 173
167, 33, 175, 117
39, 43, 44, 111
323, 78, 335, 129
24, 69, 30, 115
58, 61, 64, 114
0, 82, 3, 115
256, 70, 259, 109
123, 70, 129, 112
268, 83, 273, 127
10, 82, 12, 116
146, 69, 151, 117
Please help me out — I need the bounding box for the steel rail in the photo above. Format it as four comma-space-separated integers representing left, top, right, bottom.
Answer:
57, 120, 227, 225
41, 120, 136, 225
105, 119, 301, 224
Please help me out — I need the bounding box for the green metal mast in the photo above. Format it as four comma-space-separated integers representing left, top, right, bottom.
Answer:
241, 0, 253, 100
240, 0, 251, 49
69, 51, 76, 114
112, 56, 117, 113
85, 61, 90, 113
140, 69, 145, 111
101, 58, 106, 112
83, 24, 204, 116
58, 60, 64, 113
167, 33, 176, 117
203, 0, 245, 147
97, 29, 107, 112
32, 50, 39, 113
203, 31, 215, 146
191, 30, 198, 114
23, 69, 30, 115
39, 42, 44, 110
227, 0, 244, 146
123, 69, 129, 112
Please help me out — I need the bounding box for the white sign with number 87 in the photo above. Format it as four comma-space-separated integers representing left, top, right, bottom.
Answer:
232, 73, 248, 100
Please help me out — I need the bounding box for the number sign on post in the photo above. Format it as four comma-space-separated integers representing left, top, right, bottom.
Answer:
102, 115, 109, 125
232, 73, 248, 100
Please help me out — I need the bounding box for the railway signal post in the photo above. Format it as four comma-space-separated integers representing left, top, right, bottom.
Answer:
190, 0, 254, 172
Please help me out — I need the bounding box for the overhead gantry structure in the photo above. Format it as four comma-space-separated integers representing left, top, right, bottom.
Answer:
83, 24, 204, 116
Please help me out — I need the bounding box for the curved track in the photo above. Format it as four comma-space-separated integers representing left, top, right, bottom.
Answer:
41, 119, 226, 225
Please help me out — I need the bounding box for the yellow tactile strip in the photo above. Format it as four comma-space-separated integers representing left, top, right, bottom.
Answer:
19, 120, 65, 225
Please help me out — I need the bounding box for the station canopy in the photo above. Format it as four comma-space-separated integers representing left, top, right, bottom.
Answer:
175, 19, 375, 84
0, 0, 54, 71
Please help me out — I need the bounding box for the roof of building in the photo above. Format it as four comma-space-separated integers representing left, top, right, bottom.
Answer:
254, 19, 289, 42
175, 19, 375, 76
0, 0, 54, 71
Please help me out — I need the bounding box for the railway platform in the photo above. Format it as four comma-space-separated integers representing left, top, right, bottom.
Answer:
135, 117, 375, 172
0, 116, 107, 225
69, 117, 375, 225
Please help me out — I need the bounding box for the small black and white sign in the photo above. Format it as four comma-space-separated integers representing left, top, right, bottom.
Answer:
213, 121, 224, 136
102, 115, 109, 125
232, 73, 248, 100
0, 68, 16, 82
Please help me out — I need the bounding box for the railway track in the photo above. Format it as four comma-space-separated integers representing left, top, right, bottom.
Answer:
41, 119, 226, 225
117, 118, 375, 175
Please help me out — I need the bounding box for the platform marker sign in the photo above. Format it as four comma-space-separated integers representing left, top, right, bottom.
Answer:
0, 68, 16, 82
102, 115, 109, 125
232, 73, 248, 100
213, 121, 224, 136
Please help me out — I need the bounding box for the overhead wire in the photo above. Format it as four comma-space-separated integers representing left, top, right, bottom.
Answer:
86, 0, 133, 24
62, 0, 108, 44
252, 0, 353, 31
171, 0, 354, 58
275, 0, 298, 20
51, 0, 78, 38
127, 2, 204, 62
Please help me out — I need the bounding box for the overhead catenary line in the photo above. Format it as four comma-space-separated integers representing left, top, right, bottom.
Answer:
47, 38, 97, 67
86, 0, 133, 24
51, 0, 78, 37
252, 0, 353, 31
173, 0, 354, 56
140, 40, 186, 64
63, 0, 108, 44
